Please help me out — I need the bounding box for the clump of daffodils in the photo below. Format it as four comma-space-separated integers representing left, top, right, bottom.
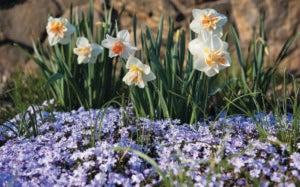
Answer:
46, 16, 152, 89
188, 8, 231, 77
45, 7, 231, 90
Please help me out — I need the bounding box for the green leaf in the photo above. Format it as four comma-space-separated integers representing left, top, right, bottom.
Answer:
209, 78, 237, 96
45, 73, 64, 87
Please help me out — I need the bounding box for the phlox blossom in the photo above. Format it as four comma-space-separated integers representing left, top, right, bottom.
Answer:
188, 34, 230, 77
190, 8, 227, 37
101, 30, 137, 59
122, 56, 156, 88
73, 37, 103, 64
46, 16, 75, 46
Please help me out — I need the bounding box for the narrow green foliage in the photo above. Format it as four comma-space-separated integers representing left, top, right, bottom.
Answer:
270, 72, 300, 152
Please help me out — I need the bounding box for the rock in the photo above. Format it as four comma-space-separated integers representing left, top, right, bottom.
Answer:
55, 0, 88, 10
0, 43, 29, 73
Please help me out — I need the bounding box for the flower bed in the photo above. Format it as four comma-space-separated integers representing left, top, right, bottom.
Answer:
1, 106, 299, 186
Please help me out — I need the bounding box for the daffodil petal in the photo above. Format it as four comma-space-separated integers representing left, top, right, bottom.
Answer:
89, 56, 97, 63
126, 55, 140, 69
101, 36, 118, 48
193, 56, 207, 71
205, 68, 218, 77
188, 39, 203, 55
65, 23, 75, 35
117, 30, 130, 43
59, 36, 71, 45
190, 20, 201, 34
144, 71, 156, 82
77, 55, 86, 64
210, 36, 223, 50
77, 37, 90, 46
137, 81, 145, 88
91, 44, 103, 56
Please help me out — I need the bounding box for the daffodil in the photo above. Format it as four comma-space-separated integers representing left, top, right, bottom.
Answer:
73, 37, 103, 64
188, 34, 230, 77
123, 56, 156, 88
190, 8, 227, 37
101, 30, 137, 59
46, 17, 75, 46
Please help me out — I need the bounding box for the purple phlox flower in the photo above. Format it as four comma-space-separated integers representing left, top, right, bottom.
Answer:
278, 182, 296, 187
291, 170, 300, 180
131, 173, 145, 184
66, 139, 78, 149
270, 172, 284, 183
250, 168, 261, 178
229, 157, 245, 173
89, 173, 107, 187
108, 172, 129, 186
128, 155, 143, 170
268, 157, 280, 170
0, 172, 22, 187
119, 127, 130, 138
259, 181, 270, 187
82, 160, 96, 170
290, 152, 300, 170
69, 165, 87, 186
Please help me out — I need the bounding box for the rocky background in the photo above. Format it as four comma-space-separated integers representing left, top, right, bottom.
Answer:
0, 0, 299, 86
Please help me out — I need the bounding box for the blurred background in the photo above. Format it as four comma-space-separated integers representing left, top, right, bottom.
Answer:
0, 0, 299, 104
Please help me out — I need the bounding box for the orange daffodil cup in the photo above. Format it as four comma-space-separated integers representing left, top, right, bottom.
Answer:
188, 8, 231, 77
46, 17, 75, 46
73, 37, 103, 64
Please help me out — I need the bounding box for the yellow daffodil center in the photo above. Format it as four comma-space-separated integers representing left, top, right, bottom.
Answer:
112, 41, 124, 55
201, 13, 220, 31
129, 65, 143, 84
77, 46, 92, 57
49, 21, 67, 37
204, 49, 226, 66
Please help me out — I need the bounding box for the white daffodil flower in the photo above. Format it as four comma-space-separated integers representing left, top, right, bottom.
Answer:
73, 37, 103, 64
188, 35, 231, 77
190, 8, 227, 37
46, 17, 75, 46
123, 56, 156, 88
101, 30, 137, 59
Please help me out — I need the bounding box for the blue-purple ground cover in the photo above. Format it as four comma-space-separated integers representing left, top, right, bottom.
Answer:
0, 105, 300, 186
